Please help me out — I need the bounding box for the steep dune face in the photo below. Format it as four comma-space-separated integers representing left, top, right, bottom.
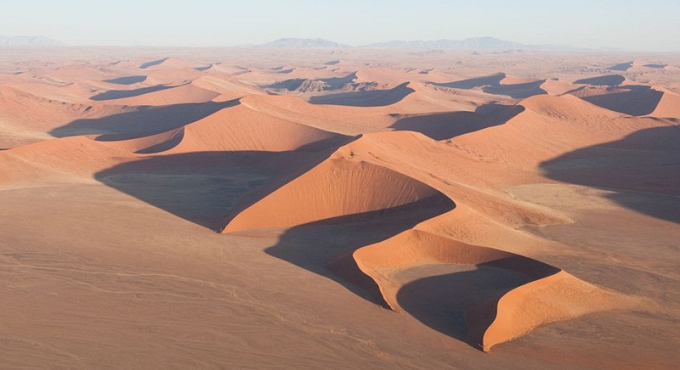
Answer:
221, 158, 451, 233
354, 230, 634, 352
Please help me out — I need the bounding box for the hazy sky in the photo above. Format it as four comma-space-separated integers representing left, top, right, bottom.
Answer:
2, 0, 678, 51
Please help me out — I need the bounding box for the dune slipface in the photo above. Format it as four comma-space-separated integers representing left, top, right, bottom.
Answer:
354, 230, 634, 352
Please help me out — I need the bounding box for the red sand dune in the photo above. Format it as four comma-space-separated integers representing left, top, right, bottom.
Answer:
1, 51, 678, 370
354, 230, 635, 351
221, 156, 450, 233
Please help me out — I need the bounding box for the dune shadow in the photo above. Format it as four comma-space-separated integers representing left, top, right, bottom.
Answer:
194, 65, 212, 72
483, 80, 547, 99
103, 75, 147, 85
431, 73, 546, 99
140, 58, 168, 69
609, 62, 633, 72
433, 73, 506, 89
644, 64, 667, 69
264, 196, 455, 307
574, 75, 625, 86
308, 82, 414, 107
390, 103, 525, 140
90, 85, 176, 101
49, 99, 240, 139
578, 85, 663, 116
540, 125, 680, 223
396, 266, 530, 342
94, 149, 337, 231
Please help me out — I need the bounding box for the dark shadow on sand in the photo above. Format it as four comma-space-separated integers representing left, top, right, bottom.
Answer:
50, 99, 240, 139
396, 266, 529, 343
390, 103, 525, 140
309, 82, 414, 107
431, 73, 547, 99
540, 125, 680, 223
574, 75, 625, 86
94, 148, 336, 230
263, 195, 456, 307
265, 72, 357, 91
103, 75, 147, 85
140, 58, 169, 69
578, 85, 664, 116
90, 85, 176, 101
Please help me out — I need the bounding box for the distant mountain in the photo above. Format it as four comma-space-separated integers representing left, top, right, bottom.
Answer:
363, 37, 574, 51
257, 38, 350, 48
254, 37, 575, 51
0, 36, 65, 46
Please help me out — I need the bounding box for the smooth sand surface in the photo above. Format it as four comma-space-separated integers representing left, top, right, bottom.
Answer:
0, 48, 679, 369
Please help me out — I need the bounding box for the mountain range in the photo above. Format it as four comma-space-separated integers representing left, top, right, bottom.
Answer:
254, 37, 576, 51
0, 35, 65, 46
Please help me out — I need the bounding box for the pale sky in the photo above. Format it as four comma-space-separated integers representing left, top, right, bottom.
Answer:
1, 0, 678, 52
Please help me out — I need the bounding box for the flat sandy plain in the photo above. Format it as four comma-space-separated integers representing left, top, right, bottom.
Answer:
0, 47, 679, 369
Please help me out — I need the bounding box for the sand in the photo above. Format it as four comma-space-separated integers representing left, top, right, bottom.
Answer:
0, 47, 678, 370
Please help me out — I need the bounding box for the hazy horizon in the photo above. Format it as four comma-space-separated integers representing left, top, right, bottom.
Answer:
3, 0, 680, 52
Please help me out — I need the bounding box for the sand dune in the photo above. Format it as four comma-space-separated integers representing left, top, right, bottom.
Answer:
165, 104, 352, 153
1, 51, 678, 370
221, 155, 452, 233
650, 88, 680, 117
0, 135, 132, 185
353, 230, 633, 351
